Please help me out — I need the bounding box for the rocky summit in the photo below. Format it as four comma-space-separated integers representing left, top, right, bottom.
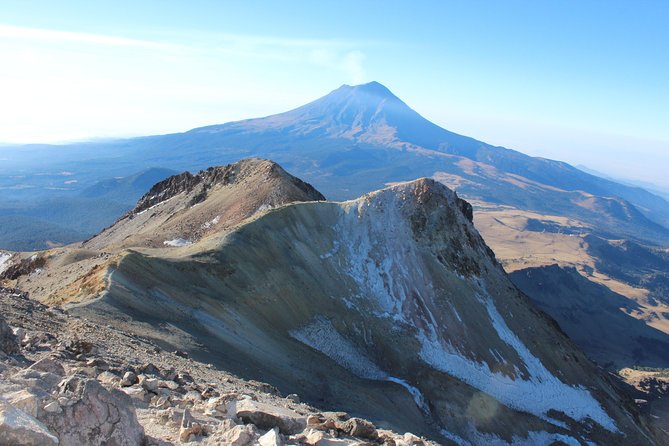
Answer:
0, 159, 666, 445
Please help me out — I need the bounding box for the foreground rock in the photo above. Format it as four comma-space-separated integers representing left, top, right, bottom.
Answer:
234, 399, 306, 435
42, 376, 144, 446
0, 288, 439, 446
0, 398, 58, 445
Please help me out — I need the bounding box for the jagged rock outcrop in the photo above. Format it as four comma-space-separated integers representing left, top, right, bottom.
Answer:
133, 160, 325, 215
87, 157, 325, 251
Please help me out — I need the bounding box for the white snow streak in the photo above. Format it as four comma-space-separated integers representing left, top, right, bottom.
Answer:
137, 196, 175, 215
0, 252, 11, 274
420, 293, 617, 432
386, 376, 430, 414
313, 183, 617, 435
201, 215, 220, 229
163, 238, 192, 247
291, 317, 431, 413
441, 428, 585, 446
290, 317, 386, 380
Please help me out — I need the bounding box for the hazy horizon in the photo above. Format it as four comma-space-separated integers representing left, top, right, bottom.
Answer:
1, 1, 668, 188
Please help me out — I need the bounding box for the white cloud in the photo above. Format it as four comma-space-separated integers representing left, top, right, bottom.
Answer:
308, 48, 367, 84
0, 24, 375, 143
341, 50, 366, 84
0, 24, 178, 50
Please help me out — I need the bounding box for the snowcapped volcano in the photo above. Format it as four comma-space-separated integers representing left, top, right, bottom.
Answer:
192, 81, 484, 157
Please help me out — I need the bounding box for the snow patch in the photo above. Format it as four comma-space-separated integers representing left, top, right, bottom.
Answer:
291, 318, 431, 414
441, 428, 585, 446
335, 193, 427, 321
0, 252, 12, 274
201, 215, 220, 230
319, 240, 340, 259
386, 377, 430, 414
419, 293, 618, 432
137, 196, 175, 215
163, 238, 192, 247
290, 317, 386, 380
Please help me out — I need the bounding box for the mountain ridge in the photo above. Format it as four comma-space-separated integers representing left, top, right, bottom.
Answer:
2, 159, 662, 444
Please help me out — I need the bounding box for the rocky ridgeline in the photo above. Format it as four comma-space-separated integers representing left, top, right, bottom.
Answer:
132, 159, 325, 215
0, 288, 437, 446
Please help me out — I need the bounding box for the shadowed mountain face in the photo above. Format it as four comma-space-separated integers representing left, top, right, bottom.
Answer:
510, 265, 669, 369
2, 82, 669, 250
3, 161, 662, 445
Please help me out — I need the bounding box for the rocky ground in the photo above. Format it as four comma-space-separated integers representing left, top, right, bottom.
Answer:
0, 287, 438, 446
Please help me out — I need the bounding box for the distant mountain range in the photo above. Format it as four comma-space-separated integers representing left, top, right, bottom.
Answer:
2, 81, 669, 250
0, 168, 176, 250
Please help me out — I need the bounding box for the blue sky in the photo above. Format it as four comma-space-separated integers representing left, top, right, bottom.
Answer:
1, 1, 668, 188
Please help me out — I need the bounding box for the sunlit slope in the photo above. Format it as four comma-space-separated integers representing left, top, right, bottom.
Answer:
6, 158, 324, 304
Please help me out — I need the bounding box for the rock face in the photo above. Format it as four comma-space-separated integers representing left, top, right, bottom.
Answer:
42, 376, 144, 446
0, 314, 18, 354
75, 177, 657, 444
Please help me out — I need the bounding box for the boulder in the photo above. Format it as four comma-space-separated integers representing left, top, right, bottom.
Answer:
10, 369, 61, 392
402, 433, 425, 445
337, 418, 377, 439
97, 371, 120, 387
3, 389, 42, 417
158, 379, 179, 390
206, 423, 259, 446
119, 385, 149, 403
120, 371, 137, 387
43, 401, 62, 414
259, 427, 285, 446
138, 363, 161, 376
28, 357, 66, 376
139, 375, 159, 392
183, 390, 203, 403
179, 408, 202, 442
0, 316, 19, 354
86, 358, 108, 370
0, 398, 58, 445
42, 375, 144, 446
234, 399, 306, 435
204, 394, 237, 418
303, 428, 361, 446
